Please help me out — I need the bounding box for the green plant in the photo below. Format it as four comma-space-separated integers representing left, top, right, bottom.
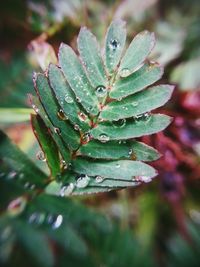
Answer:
31, 19, 174, 196
0, 19, 174, 266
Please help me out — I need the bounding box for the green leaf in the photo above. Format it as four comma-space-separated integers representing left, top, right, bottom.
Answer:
91, 114, 172, 140
119, 31, 155, 76
31, 114, 60, 177
48, 63, 90, 132
58, 43, 100, 115
77, 27, 107, 88
31, 96, 70, 163
34, 73, 80, 150
78, 140, 160, 161
100, 85, 174, 120
13, 220, 54, 267
0, 130, 47, 188
105, 19, 126, 73
109, 63, 163, 99
0, 108, 31, 124
72, 158, 157, 180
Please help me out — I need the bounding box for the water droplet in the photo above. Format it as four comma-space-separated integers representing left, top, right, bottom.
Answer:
76, 97, 81, 103
109, 39, 120, 51
64, 95, 73, 103
117, 97, 122, 101
78, 112, 87, 122
19, 173, 24, 180
60, 183, 74, 196
112, 119, 126, 128
47, 214, 63, 229
95, 175, 104, 183
76, 174, 90, 188
120, 68, 131, 78
95, 85, 107, 97
74, 124, 80, 131
116, 164, 120, 168
36, 151, 46, 161
24, 182, 35, 190
128, 149, 133, 155
28, 212, 45, 225
98, 134, 110, 143
134, 112, 151, 123
140, 176, 152, 183
32, 104, 39, 113
82, 132, 91, 144
132, 102, 138, 107
57, 109, 68, 120
61, 160, 68, 170
54, 127, 61, 135
7, 171, 17, 180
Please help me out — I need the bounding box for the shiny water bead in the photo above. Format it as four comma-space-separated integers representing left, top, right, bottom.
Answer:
95, 85, 107, 97
98, 133, 110, 143
36, 150, 46, 161
28, 212, 46, 225
24, 182, 36, 190
64, 95, 73, 103
78, 112, 87, 122
76, 97, 81, 103
74, 124, 80, 131
140, 175, 152, 183
132, 102, 138, 107
57, 109, 68, 120
60, 183, 74, 196
116, 164, 120, 168
134, 112, 151, 123
76, 174, 90, 188
82, 132, 91, 144
54, 127, 61, 135
120, 68, 131, 78
95, 175, 104, 184
7, 171, 17, 180
112, 119, 126, 128
109, 39, 120, 51
47, 214, 63, 229
32, 104, 39, 113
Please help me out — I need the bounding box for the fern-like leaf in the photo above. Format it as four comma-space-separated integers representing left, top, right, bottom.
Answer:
32, 19, 174, 196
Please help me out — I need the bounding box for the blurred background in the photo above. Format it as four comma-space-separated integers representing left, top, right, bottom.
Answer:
0, 0, 200, 266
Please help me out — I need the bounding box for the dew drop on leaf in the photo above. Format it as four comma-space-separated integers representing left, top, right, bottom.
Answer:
60, 183, 75, 196
64, 95, 73, 103
57, 109, 68, 120
134, 112, 151, 123
132, 102, 138, 107
109, 39, 120, 51
95, 85, 107, 97
98, 133, 110, 143
140, 176, 152, 183
76, 97, 81, 103
112, 119, 126, 128
74, 124, 80, 131
24, 182, 36, 190
36, 150, 46, 161
95, 175, 104, 183
120, 68, 131, 78
7, 171, 17, 180
54, 127, 61, 135
76, 174, 90, 188
82, 132, 91, 143
116, 164, 120, 168
78, 112, 87, 122
28, 212, 46, 225
47, 214, 63, 229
